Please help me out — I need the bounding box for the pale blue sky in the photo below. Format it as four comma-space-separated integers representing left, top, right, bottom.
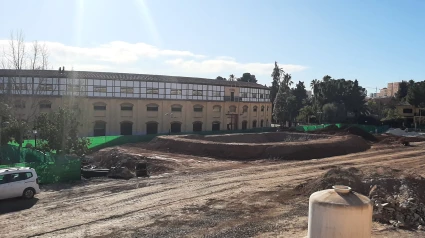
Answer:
1, 0, 425, 93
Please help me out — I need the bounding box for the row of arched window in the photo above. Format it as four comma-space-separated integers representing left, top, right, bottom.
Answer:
92, 103, 269, 114
93, 119, 267, 136
13, 100, 269, 114
92, 120, 221, 136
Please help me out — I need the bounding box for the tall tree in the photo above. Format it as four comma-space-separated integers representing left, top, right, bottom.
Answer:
292, 81, 307, 108
1, 30, 52, 147
313, 76, 367, 120
395, 80, 409, 101
34, 107, 90, 155
273, 73, 294, 125
228, 74, 235, 81
270, 61, 284, 105
406, 81, 425, 107
237, 73, 257, 83
290, 81, 308, 123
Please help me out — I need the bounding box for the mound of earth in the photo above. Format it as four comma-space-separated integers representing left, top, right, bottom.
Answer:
346, 126, 377, 142
148, 133, 369, 161
295, 167, 425, 229
376, 134, 425, 145
88, 148, 176, 177
310, 125, 377, 142
295, 167, 366, 195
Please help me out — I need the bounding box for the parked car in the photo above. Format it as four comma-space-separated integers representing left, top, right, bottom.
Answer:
0, 167, 40, 200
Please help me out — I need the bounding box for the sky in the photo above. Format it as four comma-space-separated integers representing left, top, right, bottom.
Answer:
1, 0, 425, 94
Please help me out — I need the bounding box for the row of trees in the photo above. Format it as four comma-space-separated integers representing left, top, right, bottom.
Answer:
0, 31, 89, 155
216, 73, 258, 83
271, 62, 369, 125
269, 61, 425, 127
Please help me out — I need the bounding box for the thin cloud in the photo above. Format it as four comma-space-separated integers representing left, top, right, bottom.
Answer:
0, 39, 307, 81
165, 58, 307, 76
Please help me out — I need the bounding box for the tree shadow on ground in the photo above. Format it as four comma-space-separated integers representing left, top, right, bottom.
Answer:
0, 197, 39, 215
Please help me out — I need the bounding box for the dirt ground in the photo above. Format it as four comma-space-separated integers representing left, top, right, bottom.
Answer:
2, 141, 425, 237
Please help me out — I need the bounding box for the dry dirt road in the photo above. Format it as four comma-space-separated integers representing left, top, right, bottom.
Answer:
2, 143, 425, 238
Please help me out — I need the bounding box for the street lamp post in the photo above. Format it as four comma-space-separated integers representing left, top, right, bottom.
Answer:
33, 128, 38, 149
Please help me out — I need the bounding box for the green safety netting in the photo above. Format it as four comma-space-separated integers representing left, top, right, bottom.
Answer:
1, 128, 274, 184
9, 127, 275, 151
0, 145, 81, 184
295, 124, 389, 134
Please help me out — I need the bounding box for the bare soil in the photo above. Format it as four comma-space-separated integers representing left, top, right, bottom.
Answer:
147, 132, 371, 160
2, 141, 425, 237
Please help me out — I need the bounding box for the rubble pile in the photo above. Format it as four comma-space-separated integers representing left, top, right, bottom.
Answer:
89, 148, 150, 179
366, 176, 425, 229
296, 167, 425, 229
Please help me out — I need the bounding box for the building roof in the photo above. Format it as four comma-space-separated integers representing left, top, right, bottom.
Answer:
0, 69, 269, 89
396, 101, 412, 106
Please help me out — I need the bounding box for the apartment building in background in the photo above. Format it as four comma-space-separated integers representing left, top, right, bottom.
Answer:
386, 82, 401, 97
0, 69, 272, 137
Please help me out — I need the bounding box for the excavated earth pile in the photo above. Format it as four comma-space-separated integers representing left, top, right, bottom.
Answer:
147, 132, 370, 160
88, 148, 176, 178
296, 167, 425, 230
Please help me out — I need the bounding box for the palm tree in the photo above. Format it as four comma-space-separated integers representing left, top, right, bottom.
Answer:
282, 73, 292, 89
229, 74, 235, 81
310, 79, 317, 90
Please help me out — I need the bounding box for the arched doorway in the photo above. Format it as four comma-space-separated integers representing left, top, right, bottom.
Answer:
93, 121, 106, 136
120, 121, 133, 135
193, 121, 202, 132
146, 122, 158, 135
252, 120, 257, 128
212, 122, 220, 131
170, 122, 181, 133
260, 120, 264, 127
242, 120, 248, 130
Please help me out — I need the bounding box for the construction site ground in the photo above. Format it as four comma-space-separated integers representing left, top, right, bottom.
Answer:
2, 142, 425, 238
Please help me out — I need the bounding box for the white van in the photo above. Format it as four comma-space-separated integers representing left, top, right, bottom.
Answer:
0, 167, 41, 200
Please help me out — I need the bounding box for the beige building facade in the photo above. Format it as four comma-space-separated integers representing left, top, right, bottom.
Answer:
0, 70, 272, 137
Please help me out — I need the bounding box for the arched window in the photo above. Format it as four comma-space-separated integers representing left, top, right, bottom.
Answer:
193, 121, 202, 132
120, 103, 133, 111
212, 121, 220, 131
146, 103, 159, 111
193, 105, 203, 112
146, 121, 158, 134
170, 121, 182, 133
171, 104, 183, 112
252, 120, 257, 128
242, 120, 248, 130
213, 105, 221, 112
93, 121, 106, 136
93, 102, 106, 111
39, 100, 52, 109
261, 106, 265, 112
260, 119, 264, 127
253, 106, 258, 112
267, 106, 269, 112
229, 105, 237, 113
242, 105, 248, 113
120, 121, 133, 135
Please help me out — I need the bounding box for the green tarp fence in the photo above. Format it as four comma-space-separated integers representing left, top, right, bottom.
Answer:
1, 128, 274, 184
9, 127, 275, 151
0, 146, 81, 184
295, 124, 389, 134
